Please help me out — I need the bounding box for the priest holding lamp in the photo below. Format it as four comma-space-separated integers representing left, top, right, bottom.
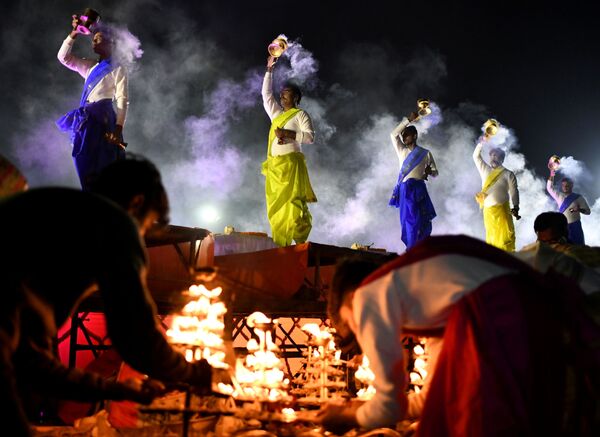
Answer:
261, 41, 317, 247
546, 157, 591, 245
473, 120, 520, 252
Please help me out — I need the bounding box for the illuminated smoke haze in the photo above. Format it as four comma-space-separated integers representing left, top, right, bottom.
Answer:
1, 0, 599, 251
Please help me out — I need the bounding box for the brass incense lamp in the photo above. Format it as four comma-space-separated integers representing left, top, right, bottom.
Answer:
415, 99, 432, 120
76, 8, 100, 35
548, 155, 561, 172
483, 119, 499, 138
268, 35, 289, 58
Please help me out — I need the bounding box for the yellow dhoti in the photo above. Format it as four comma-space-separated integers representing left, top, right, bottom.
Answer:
483, 202, 515, 252
262, 152, 316, 247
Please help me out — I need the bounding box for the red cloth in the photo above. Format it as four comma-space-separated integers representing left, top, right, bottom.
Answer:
417, 264, 600, 436
359, 236, 600, 435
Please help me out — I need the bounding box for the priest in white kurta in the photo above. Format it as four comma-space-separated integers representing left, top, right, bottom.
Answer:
389, 114, 438, 250
260, 56, 316, 246
56, 18, 128, 190
473, 142, 519, 251
546, 175, 590, 245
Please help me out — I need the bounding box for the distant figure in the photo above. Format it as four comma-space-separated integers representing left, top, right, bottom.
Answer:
518, 212, 600, 293
0, 158, 211, 435
261, 55, 317, 247
389, 112, 438, 250
546, 171, 590, 245
56, 16, 129, 190
473, 140, 519, 251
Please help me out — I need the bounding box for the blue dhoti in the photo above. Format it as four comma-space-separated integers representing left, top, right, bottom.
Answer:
56, 99, 125, 190
390, 178, 436, 249
568, 220, 585, 245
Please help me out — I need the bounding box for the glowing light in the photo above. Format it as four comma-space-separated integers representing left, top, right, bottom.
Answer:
197, 205, 221, 224
166, 284, 229, 369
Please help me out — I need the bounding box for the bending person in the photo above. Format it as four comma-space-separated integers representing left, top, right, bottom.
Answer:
473, 140, 519, 251
319, 235, 600, 436
56, 15, 130, 190
0, 157, 211, 435
261, 55, 317, 246
389, 112, 438, 250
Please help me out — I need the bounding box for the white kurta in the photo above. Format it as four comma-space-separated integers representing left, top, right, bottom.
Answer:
390, 118, 438, 182
546, 179, 590, 223
472, 143, 519, 208
353, 253, 514, 428
57, 36, 129, 126
261, 72, 315, 156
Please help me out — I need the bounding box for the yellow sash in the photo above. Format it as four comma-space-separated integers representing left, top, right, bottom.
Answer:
475, 167, 504, 208
267, 108, 302, 157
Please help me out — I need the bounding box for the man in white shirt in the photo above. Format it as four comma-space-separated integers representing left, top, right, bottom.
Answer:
56, 16, 128, 190
546, 172, 590, 245
517, 212, 600, 294
261, 56, 316, 246
473, 141, 520, 251
389, 113, 438, 250
319, 235, 600, 436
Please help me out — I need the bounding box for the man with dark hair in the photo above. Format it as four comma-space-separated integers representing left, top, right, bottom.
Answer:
261, 55, 317, 246
389, 112, 438, 250
0, 158, 211, 435
56, 15, 129, 190
327, 258, 384, 354
473, 138, 519, 251
319, 235, 600, 435
546, 171, 591, 245
518, 212, 600, 281
533, 211, 569, 242
91, 154, 170, 231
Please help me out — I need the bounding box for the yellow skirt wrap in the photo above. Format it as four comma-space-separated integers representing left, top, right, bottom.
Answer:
483, 202, 515, 252
261, 152, 317, 247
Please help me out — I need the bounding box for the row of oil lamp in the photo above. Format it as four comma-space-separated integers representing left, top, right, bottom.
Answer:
164, 282, 431, 431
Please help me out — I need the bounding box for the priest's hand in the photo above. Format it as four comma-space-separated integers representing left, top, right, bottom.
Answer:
275, 127, 295, 144
316, 401, 360, 435
267, 55, 277, 72
106, 125, 125, 149
407, 111, 419, 122
120, 377, 166, 405
70, 15, 83, 38
511, 206, 521, 220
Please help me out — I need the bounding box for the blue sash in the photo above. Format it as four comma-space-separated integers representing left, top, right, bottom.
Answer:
398, 145, 427, 183
559, 193, 580, 213
56, 58, 115, 135
79, 58, 114, 106
389, 145, 428, 206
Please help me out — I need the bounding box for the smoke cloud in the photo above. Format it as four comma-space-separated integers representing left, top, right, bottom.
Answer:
1, 1, 598, 251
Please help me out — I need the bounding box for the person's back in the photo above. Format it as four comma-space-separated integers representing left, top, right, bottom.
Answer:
0, 188, 144, 322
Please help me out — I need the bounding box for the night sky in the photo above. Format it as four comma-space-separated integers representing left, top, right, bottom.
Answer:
1, 0, 598, 249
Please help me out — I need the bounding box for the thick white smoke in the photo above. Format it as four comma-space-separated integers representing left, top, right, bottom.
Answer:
2, 1, 598, 250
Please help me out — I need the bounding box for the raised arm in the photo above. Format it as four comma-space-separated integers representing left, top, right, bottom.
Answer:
57, 35, 95, 78
546, 178, 560, 203
57, 17, 96, 78
390, 117, 410, 157
472, 142, 491, 177
261, 57, 282, 121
